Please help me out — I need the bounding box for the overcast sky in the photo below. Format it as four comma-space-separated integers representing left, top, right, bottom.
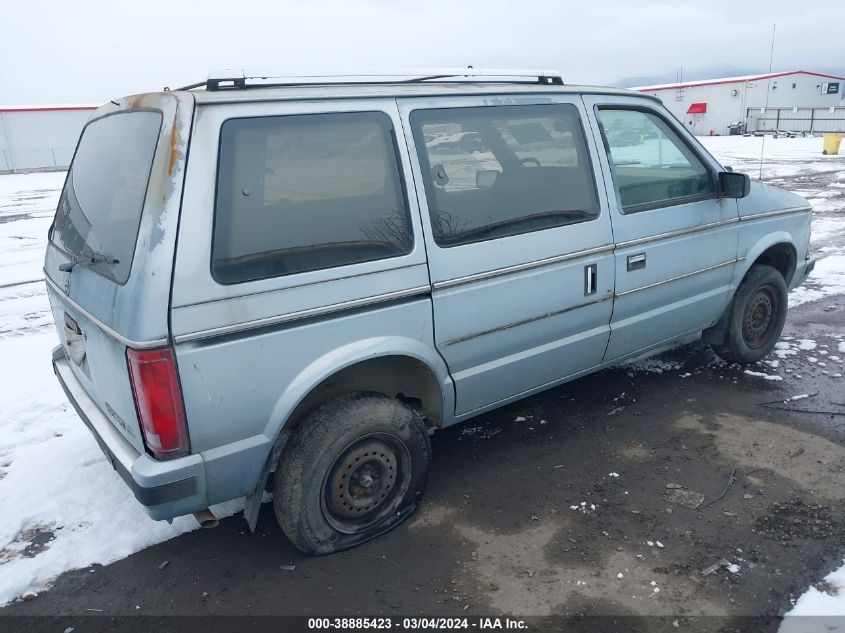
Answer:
2, 0, 843, 105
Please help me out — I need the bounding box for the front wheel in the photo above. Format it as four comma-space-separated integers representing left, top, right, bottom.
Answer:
711, 264, 788, 364
273, 392, 431, 554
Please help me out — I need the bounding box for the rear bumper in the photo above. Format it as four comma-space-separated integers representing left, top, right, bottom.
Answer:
52, 345, 208, 520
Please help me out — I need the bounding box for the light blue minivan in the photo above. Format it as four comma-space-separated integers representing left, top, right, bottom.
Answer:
45, 69, 815, 554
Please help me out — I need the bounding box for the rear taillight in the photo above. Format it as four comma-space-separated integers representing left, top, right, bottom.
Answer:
126, 347, 189, 459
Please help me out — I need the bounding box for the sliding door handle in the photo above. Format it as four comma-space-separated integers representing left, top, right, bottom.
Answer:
627, 253, 646, 271
584, 263, 597, 296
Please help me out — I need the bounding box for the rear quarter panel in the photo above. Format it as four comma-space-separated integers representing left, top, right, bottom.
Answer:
175, 302, 451, 505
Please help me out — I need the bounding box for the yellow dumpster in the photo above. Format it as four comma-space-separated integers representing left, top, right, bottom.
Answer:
823, 134, 842, 155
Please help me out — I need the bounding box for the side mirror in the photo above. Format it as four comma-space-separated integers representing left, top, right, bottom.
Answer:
719, 171, 750, 198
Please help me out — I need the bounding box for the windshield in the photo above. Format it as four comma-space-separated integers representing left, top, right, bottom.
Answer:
50, 110, 163, 284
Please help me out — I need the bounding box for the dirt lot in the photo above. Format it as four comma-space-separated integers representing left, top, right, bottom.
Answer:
3, 292, 844, 628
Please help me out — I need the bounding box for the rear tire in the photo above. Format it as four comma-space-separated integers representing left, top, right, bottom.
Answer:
712, 264, 788, 364
273, 392, 431, 555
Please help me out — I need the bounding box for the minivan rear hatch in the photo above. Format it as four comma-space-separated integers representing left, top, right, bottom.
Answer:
44, 92, 193, 454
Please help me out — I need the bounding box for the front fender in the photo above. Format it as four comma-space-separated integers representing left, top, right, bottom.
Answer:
703, 230, 799, 346
734, 231, 796, 287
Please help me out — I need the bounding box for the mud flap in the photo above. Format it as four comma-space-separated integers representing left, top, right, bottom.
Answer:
243, 432, 289, 532
702, 304, 731, 345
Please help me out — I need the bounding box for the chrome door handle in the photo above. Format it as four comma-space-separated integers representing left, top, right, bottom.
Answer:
584, 263, 597, 296
627, 253, 646, 271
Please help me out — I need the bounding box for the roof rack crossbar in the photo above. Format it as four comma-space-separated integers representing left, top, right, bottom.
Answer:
175, 68, 564, 92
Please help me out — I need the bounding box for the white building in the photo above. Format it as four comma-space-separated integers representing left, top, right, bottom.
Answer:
0, 105, 96, 173
634, 70, 844, 136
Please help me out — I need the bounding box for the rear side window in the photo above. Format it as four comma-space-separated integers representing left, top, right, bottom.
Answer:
50, 111, 162, 284
212, 112, 412, 284
597, 108, 715, 211
410, 104, 599, 247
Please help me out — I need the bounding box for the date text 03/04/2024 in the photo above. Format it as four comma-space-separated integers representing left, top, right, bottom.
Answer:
306, 617, 528, 630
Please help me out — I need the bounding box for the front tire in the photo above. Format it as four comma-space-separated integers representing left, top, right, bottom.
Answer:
273, 392, 431, 555
712, 264, 788, 364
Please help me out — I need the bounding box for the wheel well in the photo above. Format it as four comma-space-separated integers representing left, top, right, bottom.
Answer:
753, 243, 796, 284
284, 356, 443, 432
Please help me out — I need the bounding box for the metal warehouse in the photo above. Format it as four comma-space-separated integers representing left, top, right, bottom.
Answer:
634, 70, 845, 136
0, 105, 96, 173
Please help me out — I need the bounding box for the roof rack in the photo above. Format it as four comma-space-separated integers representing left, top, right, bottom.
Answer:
176, 68, 564, 92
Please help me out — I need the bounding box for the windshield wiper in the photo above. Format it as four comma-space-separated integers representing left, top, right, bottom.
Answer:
59, 252, 120, 273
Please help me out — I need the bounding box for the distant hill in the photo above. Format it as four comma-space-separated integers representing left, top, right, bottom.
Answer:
611, 66, 845, 88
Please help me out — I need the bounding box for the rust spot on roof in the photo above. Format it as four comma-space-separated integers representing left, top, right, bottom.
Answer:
167, 121, 182, 177
124, 92, 170, 110
125, 94, 147, 109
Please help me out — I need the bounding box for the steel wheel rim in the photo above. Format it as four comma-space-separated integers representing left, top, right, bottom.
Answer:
742, 285, 776, 348
321, 433, 412, 535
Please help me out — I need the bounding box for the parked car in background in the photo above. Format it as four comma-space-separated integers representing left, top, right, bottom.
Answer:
45, 69, 815, 554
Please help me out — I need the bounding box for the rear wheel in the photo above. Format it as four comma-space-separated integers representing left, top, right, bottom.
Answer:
273, 392, 431, 554
712, 264, 788, 364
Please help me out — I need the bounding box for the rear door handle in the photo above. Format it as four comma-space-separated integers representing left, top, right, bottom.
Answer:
627, 253, 646, 271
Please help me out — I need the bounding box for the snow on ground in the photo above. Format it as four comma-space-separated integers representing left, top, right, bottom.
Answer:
701, 136, 845, 312
702, 135, 845, 260
788, 253, 845, 307
0, 173, 238, 606
0, 133, 843, 609
781, 560, 845, 631
701, 135, 844, 180
0, 330, 213, 604
742, 369, 783, 381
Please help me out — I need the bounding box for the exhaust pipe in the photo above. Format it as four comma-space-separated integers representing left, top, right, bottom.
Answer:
194, 509, 219, 529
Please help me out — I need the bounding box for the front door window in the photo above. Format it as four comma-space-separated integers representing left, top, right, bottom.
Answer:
597, 108, 715, 212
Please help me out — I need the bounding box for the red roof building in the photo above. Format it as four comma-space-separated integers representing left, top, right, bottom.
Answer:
633, 70, 844, 136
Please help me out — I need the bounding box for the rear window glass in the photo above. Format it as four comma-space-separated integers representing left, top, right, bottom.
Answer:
212, 112, 413, 285
50, 111, 162, 284
410, 104, 599, 247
